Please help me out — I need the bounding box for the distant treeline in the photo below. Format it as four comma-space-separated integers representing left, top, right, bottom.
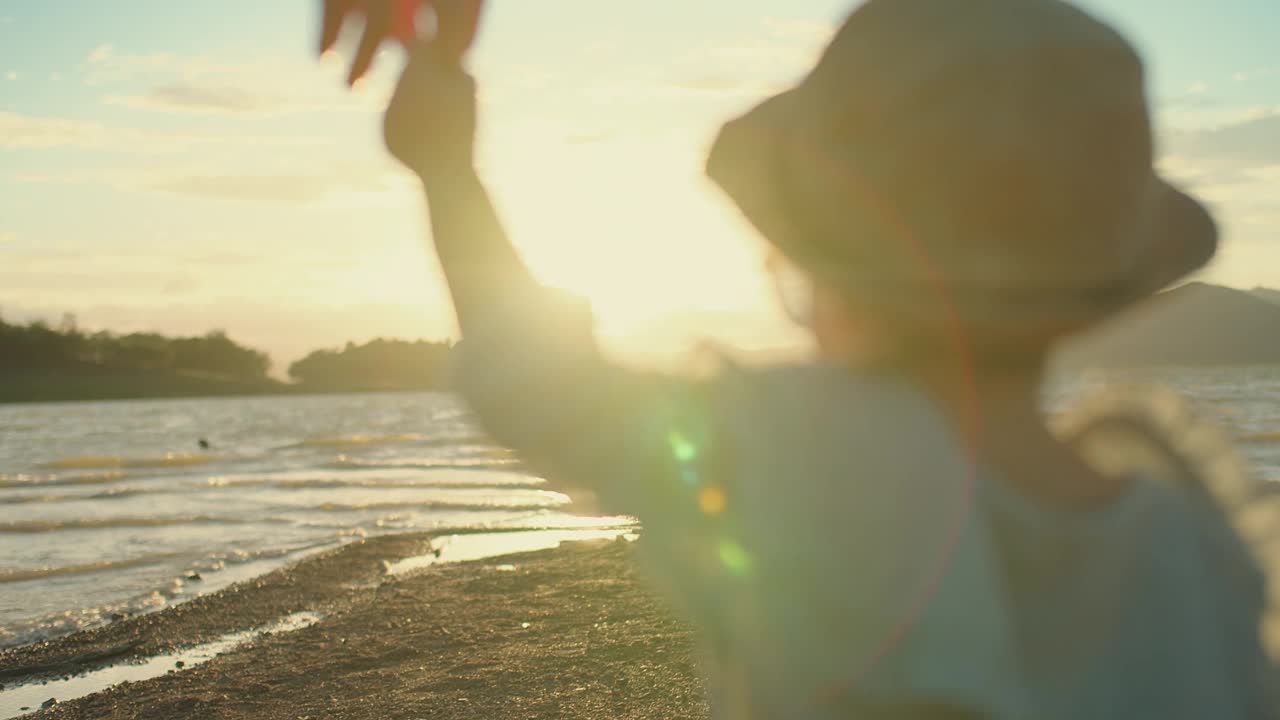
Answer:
0, 313, 456, 402
288, 338, 454, 391
0, 314, 270, 381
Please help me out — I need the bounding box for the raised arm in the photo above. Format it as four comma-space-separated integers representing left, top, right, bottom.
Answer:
382, 43, 538, 331
377, 43, 716, 520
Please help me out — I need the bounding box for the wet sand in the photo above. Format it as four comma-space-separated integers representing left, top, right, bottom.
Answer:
1, 534, 708, 719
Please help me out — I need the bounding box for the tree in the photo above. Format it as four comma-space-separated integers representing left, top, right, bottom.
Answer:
289, 338, 454, 390
0, 316, 271, 380
170, 330, 271, 380
101, 333, 175, 371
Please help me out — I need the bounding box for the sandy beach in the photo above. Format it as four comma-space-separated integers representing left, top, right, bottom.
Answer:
1, 534, 708, 719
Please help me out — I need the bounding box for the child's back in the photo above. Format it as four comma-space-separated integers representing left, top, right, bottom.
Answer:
368, 0, 1279, 715
458, 360, 1274, 718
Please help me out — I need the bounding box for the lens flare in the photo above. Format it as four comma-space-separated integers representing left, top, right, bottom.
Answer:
717, 539, 753, 577
697, 485, 727, 516
667, 430, 699, 464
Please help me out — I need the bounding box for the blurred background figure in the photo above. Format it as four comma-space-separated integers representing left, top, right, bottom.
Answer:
350, 0, 1277, 717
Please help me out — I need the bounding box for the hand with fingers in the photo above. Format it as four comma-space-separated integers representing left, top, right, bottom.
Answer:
319, 0, 484, 86
382, 42, 479, 183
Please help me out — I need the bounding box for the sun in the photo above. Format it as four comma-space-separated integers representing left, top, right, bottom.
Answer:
482, 133, 780, 341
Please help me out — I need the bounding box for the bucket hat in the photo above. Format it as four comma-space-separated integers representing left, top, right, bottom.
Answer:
707, 0, 1217, 336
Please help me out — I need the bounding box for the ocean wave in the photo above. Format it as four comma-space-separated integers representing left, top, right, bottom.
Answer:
0, 471, 128, 488
207, 475, 545, 491
0, 487, 155, 505
0, 545, 330, 649
326, 455, 521, 471
0, 553, 184, 584
279, 434, 427, 449
0, 516, 266, 534
0, 588, 172, 651
312, 497, 569, 513
36, 454, 217, 470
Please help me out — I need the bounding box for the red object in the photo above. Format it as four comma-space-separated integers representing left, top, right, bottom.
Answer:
391, 0, 420, 43
320, 0, 485, 84
391, 0, 484, 59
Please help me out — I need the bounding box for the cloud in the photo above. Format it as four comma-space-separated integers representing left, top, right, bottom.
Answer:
144, 173, 388, 205
133, 157, 407, 207
1232, 67, 1280, 83
665, 16, 836, 98
0, 110, 315, 153
83, 44, 388, 116
0, 111, 132, 150
87, 44, 113, 64
1166, 110, 1280, 169
82, 44, 212, 85
1161, 80, 1216, 109
6, 151, 403, 208
0, 251, 209, 300
1158, 110, 1280, 253
0, 268, 202, 296
106, 83, 278, 114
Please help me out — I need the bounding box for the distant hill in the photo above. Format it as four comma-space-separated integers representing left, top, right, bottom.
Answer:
1058, 282, 1280, 368
1252, 287, 1280, 307
287, 338, 454, 393
0, 366, 287, 404
0, 315, 455, 403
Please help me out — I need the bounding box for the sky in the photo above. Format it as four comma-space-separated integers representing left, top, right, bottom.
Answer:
2, 0, 1279, 373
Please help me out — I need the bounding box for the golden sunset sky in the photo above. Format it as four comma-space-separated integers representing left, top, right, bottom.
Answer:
2, 0, 1278, 371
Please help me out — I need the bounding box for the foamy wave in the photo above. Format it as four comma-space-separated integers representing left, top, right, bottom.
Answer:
0, 589, 172, 650
0, 553, 183, 584
207, 475, 545, 491
281, 434, 426, 449
326, 455, 521, 471
37, 454, 217, 470
311, 496, 569, 513
0, 487, 154, 505
0, 545, 325, 649
0, 516, 261, 533
0, 471, 128, 488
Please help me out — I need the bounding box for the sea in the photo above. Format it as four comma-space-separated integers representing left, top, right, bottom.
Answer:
0, 391, 633, 650
2, 368, 1279, 651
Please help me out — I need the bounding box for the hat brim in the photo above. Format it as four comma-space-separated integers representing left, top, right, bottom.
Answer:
706, 88, 809, 271
1130, 178, 1218, 298
706, 87, 1218, 336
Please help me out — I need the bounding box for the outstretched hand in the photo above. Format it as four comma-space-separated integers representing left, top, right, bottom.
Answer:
320, 0, 401, 86
319, 0, 482, 86
318, 0, 481, 180
383, 42, 478, 182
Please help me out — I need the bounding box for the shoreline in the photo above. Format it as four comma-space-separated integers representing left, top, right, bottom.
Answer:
0, 530, 707, 719
0, 372, 453, 406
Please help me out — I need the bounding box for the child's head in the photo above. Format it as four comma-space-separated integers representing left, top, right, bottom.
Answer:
770, 251, 1051, 378
711, 0, 1217, 378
